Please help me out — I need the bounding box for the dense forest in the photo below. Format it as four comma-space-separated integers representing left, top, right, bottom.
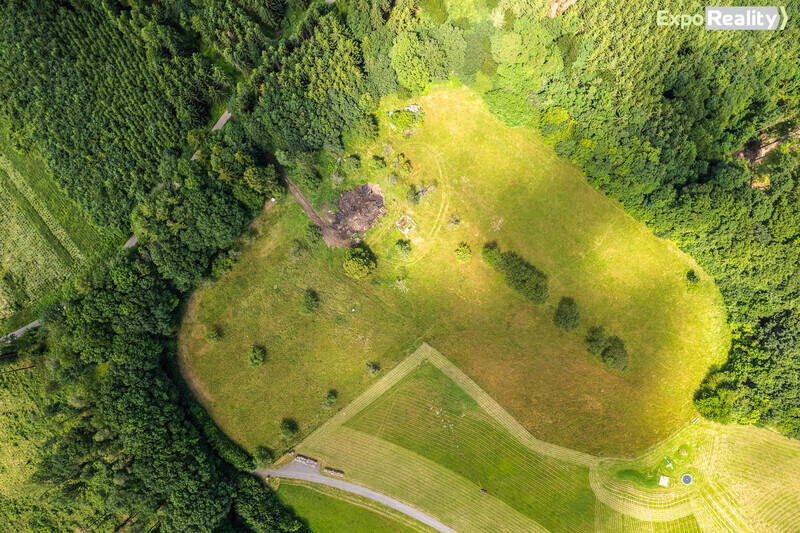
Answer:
1, 0, 799, 529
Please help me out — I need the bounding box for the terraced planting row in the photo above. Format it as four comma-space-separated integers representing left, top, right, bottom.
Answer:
0, 121, 107, 327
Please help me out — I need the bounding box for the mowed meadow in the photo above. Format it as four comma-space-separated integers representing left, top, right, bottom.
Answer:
0, 118, 109, 332
276, 481, 431, 533
295, 344, 800, 533
178, 87, 729, 457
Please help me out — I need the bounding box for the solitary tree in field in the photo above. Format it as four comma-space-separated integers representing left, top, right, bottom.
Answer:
481, 242, 502, 268
323, 390, 338, 409
553, 297, 580, 331
366, 361, 381, 377
455, 242, 472, 263
280, 418, 298, 440
248, 346, 266, 367
601, 336, 629, 372
585, 326, 608, 355
343, 244, 377, 279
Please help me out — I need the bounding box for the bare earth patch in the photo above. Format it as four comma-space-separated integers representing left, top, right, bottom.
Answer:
323, 183, 387, 247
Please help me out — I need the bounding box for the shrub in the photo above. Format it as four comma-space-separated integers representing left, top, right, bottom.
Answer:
686, 269, 700, 288
585, 326, 608, 355
300, 288, 320, 314
455, 242, 472, 263
499, 252, 549, 304
289, 239, 309, 258
279, 418, 298, 440
601, 336, 629, 372
482, 243, 502, 268
323, 390, 338, 410
248, 346, 266, 367
366, 361, 381, 377
306, 223, 322, 244
206, 328, 221, 343
389, 110, 417, 131
394, 239, 412, 258
406, 183, 421, 205
369, 156, 386, 171
254, 446, 273, 469
211, 250, 236, 278
553, 297, 580, 331
343, 244, 377, 279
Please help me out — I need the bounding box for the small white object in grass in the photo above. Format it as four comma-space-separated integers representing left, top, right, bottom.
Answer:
351, 308, 355, 312
659, 475, 670, 488
271, 197, 276, 202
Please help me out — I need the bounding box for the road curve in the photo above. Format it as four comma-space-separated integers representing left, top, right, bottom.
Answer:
256, 460, 457, 533
0, 319, 40, 344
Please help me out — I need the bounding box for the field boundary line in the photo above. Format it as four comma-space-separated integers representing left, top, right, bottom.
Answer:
419, 343, 600, 467
301, 347, 428, 449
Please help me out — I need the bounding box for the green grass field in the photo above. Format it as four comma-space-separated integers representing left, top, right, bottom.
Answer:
0, 118, 108, 332
292, 344, 800, 533
179, 86, 729, 457
276, 480, 431, 533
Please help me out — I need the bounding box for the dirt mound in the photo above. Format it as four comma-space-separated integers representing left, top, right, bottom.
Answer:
323, 183, 387, 247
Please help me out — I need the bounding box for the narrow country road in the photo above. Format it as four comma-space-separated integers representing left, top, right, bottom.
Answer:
0, 320, 40, 344
256, 460, 458, 533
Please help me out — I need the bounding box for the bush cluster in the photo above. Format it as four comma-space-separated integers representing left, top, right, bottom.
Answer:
343, 244, 377, 279
248, 346, 266, 367
455, 242, 472, 263
585, 326, 629, 372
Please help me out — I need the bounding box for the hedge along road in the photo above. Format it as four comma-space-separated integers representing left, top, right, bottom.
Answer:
257, 460, 458, 533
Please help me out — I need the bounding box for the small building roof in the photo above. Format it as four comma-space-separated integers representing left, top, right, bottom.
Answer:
659, 475, 670, 488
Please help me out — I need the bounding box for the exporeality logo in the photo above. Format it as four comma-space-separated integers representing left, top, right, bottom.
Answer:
656, 5, 789, 29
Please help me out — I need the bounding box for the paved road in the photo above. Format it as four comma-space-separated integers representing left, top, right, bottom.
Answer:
0, 320, 40, 344
257, 460, 457, 533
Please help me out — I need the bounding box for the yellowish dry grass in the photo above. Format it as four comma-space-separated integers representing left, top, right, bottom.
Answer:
178, 87, 729, 457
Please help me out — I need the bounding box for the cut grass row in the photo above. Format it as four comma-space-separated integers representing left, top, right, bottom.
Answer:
296, 344, 800, 533
276, 480, 431, 533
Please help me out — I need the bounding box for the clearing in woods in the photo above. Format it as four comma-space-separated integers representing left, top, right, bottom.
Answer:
293, 344, 800, 533
178, 86, 729, 457
0, 118, 108, 333
276, 480, 433, 533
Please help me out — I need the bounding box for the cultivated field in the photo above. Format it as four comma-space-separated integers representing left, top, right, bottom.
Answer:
294, 344, 800, 533
0, 119, 108, 331
178, 87, 729, 456
276, 479, 431, 533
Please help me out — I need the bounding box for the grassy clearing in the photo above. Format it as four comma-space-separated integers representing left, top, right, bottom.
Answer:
297, 345, 800, 533
276, 480, 430, 533
179, 86, 728, 456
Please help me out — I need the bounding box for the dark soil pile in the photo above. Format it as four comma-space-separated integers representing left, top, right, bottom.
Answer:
324, 183, 387, 247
